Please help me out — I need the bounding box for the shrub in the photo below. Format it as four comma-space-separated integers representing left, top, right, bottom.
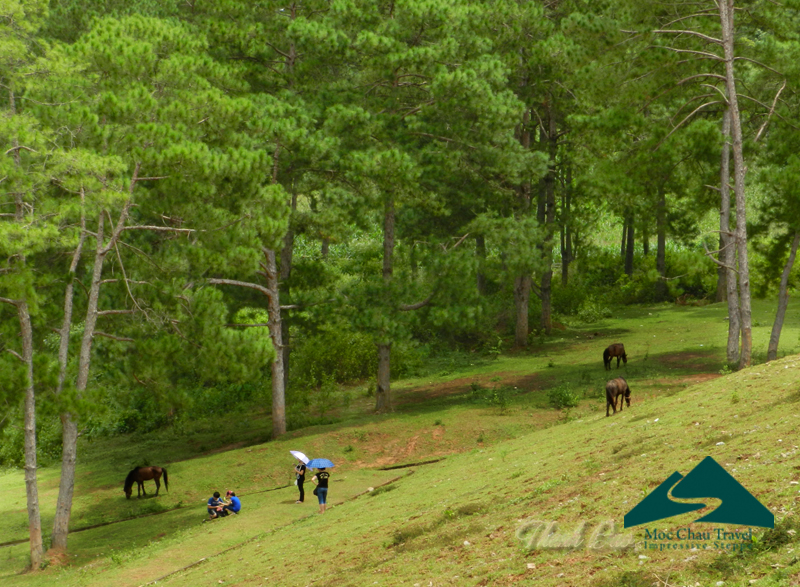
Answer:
576, 299, 612, 324
548, 385, 580, 409
552, 278, 589, 316
292, 322, 427, 387
291, 323, 376, 387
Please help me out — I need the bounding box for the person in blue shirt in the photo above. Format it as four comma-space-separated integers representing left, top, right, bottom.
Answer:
207, 491, 223, 519
222, 490, 241, 515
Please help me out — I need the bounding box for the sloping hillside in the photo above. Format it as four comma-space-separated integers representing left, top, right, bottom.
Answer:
145, 355, 800, 587
2, 302, 799, 587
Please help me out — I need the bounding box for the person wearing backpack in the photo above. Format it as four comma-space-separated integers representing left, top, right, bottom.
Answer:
311, 468, 330, 514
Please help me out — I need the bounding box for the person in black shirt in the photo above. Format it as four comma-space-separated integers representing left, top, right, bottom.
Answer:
311, 467, 331, 514
294, 460, 306, 504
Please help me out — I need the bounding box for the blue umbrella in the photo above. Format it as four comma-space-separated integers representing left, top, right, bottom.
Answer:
306, 458, 335, 469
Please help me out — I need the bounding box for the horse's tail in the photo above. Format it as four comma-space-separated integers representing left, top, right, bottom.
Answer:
603, 348, 610, 362
162, 468, 168, 492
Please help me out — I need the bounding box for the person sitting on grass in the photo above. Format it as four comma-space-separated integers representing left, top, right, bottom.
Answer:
207, 491, 223, 519
221, 490, 241, 516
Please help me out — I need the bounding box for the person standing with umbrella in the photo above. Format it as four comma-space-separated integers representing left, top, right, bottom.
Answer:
290, 451, 309, 504
307, 458, 335, 514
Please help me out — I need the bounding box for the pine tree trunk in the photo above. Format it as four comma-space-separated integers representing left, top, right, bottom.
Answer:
720, 107, 739, 364
52, 167, 139, 552
514, 275, 531, 346
767, 232, 800, 361
512, 108, 533, 346
6, 89, 43, 569
51, 415, 77, 552
53, 212, 108, 551
719, 0, 752, 368
375, 343, 392, 412
561, 165, 572, 287
476, 235, 486, 295
540, 105, 557, 334
0, 298, 44, 568
625, 212, 635, 276
263, 248, 286, 437
279, 190, 297, 394
715, 232, 727, 303
19, 302, 43, 569
621, 219, 628, 259
643, 224, 649, 257
375, 197, 395, 412
655, 186, 668, 300
57, 189, 86, 396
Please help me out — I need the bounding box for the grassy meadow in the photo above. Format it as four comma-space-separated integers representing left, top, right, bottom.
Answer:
2, 298, 800, 586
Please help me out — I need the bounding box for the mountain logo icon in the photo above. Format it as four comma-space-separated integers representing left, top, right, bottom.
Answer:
624, 456, 774, 529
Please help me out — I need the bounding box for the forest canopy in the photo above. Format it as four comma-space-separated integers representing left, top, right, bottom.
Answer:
2, 0, 800, 564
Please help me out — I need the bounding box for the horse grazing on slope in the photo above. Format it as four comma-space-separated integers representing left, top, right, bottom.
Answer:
606, 377, 631, 417
124, 466, 168, 499
603, 343, 627, 370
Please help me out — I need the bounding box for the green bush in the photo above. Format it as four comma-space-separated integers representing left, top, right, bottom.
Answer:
291, 323, 376, 387
548, 385, 580, 409
576, 299, 613, 324
573, 244, 717, 305
552, 279, 589, 316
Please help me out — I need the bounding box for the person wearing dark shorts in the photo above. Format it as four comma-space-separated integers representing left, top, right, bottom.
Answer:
294, 461, 306, 503
311, 468, 330, 514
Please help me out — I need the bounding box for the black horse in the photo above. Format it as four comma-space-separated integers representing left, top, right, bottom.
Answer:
603, 343, 627, 370
606, 377, 631, 417
124, 466, 169, 499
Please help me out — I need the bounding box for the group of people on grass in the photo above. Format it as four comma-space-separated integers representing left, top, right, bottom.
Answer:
204, 459, 330, 521
206, 490, 241, 520
294, 459, 331, 514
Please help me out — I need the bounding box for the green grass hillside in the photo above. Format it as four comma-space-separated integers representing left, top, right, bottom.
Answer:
2, 300, 800, 586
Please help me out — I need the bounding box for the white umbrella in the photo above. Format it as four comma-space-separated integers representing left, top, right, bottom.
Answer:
290, 450, 309, 464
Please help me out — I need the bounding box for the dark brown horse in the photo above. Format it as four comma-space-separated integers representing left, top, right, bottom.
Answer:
603, 343, 627, 370
606, 377, 631, 417
124, 466, 169, 499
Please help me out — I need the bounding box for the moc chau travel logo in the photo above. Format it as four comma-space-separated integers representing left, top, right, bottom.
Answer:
624, 456, 774, 552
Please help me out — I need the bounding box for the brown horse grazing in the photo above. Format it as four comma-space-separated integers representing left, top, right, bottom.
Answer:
124, 466, 169, 499
606, 377, 631, 417
603, 343, 627, 370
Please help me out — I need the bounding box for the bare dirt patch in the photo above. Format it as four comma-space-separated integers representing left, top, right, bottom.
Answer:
657, 350, 720, 370
395, 372, 548, 406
